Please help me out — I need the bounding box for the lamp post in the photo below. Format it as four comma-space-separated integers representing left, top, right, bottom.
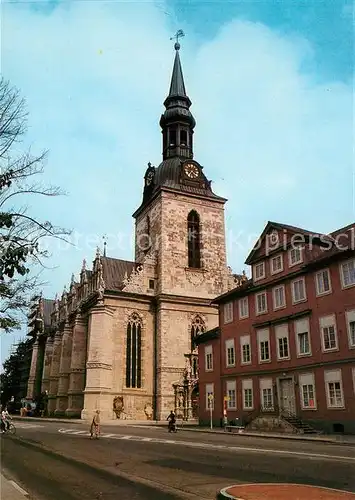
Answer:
208, 394, 214, 429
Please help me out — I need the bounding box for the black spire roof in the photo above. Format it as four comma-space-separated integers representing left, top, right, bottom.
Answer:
160, 42, 195, 134
166, 42, 188, 101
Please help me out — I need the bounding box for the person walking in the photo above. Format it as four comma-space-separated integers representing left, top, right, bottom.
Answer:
90, 410, 101, 439
167, 410, 176, 433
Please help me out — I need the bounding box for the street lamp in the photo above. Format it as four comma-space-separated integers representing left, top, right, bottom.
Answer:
208, 394, 214, 430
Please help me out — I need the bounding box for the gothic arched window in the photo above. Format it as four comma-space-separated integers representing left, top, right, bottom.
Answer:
125, 313, 142, 388
191, 315, 205, 351
187, 210, 201, 268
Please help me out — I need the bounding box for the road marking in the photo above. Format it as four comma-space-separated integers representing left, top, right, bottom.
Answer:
9, 480, 28, 496
15, 423, 43, 429
56, 429, 355, 462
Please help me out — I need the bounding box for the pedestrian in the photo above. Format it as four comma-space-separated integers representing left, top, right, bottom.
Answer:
90, 410, 100, 439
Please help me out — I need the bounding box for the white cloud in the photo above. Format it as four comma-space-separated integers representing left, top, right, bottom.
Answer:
1, 1, 353, 360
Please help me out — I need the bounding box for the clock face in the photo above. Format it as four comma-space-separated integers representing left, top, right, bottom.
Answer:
146, 171, 154, 185
184, 163, 199, 179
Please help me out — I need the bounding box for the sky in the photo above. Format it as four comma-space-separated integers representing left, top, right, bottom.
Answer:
1, 0, 354, 364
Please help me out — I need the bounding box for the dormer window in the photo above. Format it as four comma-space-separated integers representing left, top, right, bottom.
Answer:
289, 247, 303, 266
254, 261, 265, 281
271, 254, 283, 274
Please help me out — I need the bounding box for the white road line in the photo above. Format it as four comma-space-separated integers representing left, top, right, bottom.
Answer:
56, 429, 354, 462
16, 423, 43, 429
9, 480, 28, 496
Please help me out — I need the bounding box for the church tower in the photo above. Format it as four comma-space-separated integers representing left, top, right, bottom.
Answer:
133, 40, 229, 300
133, 37, 233, 419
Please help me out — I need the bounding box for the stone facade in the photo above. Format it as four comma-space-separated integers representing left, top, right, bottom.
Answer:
26, 42, 246, 422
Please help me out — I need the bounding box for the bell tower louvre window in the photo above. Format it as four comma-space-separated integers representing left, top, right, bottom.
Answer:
188, 210, 201, 269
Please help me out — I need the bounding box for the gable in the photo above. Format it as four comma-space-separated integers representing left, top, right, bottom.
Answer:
245, 221, 332, 265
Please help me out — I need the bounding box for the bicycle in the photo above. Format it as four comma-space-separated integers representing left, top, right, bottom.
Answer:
1, 422, 16, 435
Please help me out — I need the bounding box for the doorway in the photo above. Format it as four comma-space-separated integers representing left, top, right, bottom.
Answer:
279, 378, 296, 415
191, 385, 199, 419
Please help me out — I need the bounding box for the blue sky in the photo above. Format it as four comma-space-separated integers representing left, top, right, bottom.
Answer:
1, 0, 353, 364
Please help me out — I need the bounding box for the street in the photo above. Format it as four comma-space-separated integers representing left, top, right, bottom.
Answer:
1, 421, 355, 499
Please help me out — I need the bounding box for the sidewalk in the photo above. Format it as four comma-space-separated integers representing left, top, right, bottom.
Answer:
217, 483, 355, 499
1, 473, 29, 499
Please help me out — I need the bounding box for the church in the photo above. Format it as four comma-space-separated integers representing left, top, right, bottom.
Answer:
26, 38, 247, 421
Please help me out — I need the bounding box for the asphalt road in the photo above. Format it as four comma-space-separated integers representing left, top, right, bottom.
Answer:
1, 421, 355, 500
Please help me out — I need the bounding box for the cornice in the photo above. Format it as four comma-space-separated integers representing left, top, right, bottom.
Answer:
221, 357, 355, 379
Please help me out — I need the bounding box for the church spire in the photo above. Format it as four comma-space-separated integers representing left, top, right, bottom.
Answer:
160, 31, 196, 161
168, 41, 187, 98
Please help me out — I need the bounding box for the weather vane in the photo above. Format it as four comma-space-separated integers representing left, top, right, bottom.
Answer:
170, 29, 185, 49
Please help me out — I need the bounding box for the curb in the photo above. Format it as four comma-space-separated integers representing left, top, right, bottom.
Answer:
177, 427, 338, 443
216, 486, 239, 499
216, 483, 355, 500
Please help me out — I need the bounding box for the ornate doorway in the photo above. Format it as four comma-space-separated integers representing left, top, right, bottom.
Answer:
191, 384, 199, 419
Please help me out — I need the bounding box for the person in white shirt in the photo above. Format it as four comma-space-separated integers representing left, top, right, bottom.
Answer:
1, 407, 11, 432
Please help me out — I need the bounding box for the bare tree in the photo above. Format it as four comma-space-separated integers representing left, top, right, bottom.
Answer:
0, 77, 70, 332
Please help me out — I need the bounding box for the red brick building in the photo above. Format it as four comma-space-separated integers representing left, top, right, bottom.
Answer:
196, 221, 355, 434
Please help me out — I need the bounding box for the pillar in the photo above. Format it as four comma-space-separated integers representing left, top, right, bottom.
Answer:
66, 314, 87, 418
47, 330, 63, 415
26, 337, 40, 400
81, 305, 114, 420
55, 322, 73, 416
41, 335, 54, 393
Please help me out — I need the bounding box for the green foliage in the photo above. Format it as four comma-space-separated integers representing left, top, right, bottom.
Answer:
0, 77, 70, 333
0, 338, 33, 405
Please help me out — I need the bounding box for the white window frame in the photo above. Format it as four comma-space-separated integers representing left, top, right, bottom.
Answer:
242, 379, 253, 410
223, 301, 233, 324
291, 277, 307, 304
225, 338, 236, 367
275, 323, 290, 360
226, 380, 237, 410
238, 297, 249, 319
288, 246, 303, 267
260, 378, 274, 411
319, 314, 338, 352
257, 328, 270, 363
294, 317, 311, 357
299, 372, 317, 410
254, 261, 265, 281
345, 310, 355, 349
272, 285, 286, 310
255, 291, 268, 315
324, 370, 344, 409
270, 253, 283, 275
204, 345, 213, 372
315, 268, 332, 296
340, 258, 355, 289
240, 334, 251, 365
206, 383, 214, 410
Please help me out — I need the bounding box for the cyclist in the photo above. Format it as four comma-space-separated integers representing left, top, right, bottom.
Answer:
1, 406, 11, 432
